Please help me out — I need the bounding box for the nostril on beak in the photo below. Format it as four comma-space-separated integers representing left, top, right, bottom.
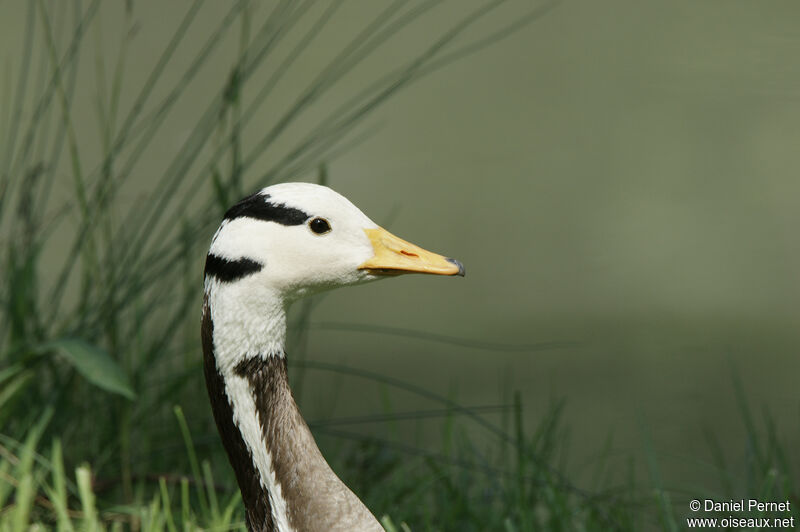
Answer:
400, 250, 419, 258
446, 258, 466, 277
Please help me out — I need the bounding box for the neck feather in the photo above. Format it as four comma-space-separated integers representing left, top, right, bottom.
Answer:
204, 280, 287, 372
202, 288, 382, 532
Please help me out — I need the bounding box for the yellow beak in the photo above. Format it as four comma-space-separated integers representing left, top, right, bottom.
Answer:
358, 227, 465, 277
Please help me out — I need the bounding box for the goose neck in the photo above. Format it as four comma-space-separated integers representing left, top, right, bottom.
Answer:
202, 293, 382, 531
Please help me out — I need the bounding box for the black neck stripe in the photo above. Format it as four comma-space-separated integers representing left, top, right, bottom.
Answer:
205, 254, 263, 283
224, 193, 310, 226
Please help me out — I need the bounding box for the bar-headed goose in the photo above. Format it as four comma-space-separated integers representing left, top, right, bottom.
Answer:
201, 182, 464, 531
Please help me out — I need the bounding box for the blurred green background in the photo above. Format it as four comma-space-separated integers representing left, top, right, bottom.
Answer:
1, 1, 798, 529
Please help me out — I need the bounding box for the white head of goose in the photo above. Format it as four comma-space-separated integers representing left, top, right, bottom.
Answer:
201, 182, 464, 532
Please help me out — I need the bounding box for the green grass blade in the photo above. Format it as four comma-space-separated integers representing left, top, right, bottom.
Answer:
76, 464, 99, 532
47, 440, 74, 532
0, 2, 35, 218
158, 477, 178, 532
201, 461, 219, 522
173, 405, 210, 520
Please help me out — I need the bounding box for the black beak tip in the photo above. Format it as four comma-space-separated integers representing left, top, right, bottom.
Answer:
446, 258, 466, 277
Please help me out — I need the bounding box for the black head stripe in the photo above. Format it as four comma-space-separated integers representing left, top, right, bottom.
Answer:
224, 193, 310, 226
205, 254, 263, 283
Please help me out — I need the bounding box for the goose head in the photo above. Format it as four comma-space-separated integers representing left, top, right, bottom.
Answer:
205, 182, 464, 304
202, 182, 463, 530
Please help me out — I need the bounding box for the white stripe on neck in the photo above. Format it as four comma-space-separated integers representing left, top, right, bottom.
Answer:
225, 372, 296, 532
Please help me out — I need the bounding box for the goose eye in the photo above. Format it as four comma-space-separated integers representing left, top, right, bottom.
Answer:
309, 217, 331, 235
